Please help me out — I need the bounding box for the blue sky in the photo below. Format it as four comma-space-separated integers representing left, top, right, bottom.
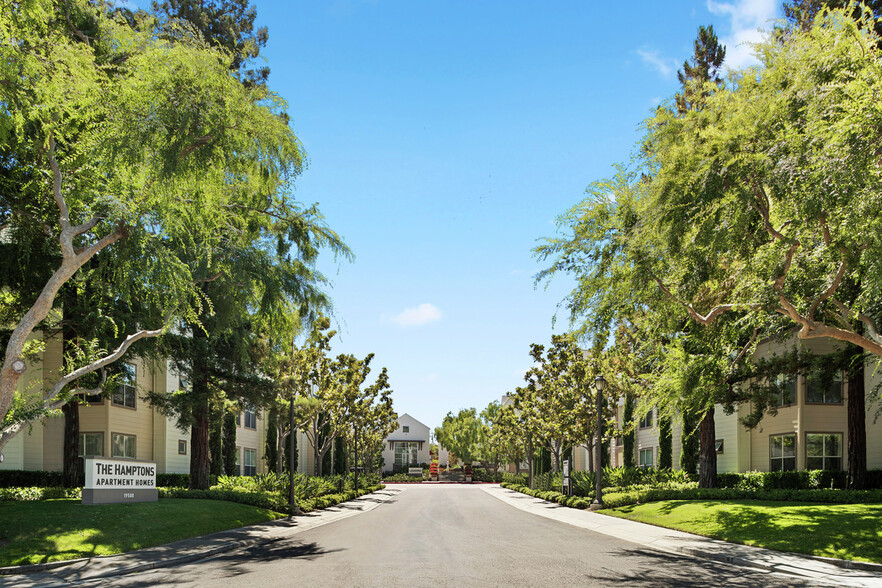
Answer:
243, 0, 782, 430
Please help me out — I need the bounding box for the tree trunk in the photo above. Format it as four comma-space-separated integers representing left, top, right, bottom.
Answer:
847, 343, 867, 490
61, 401, 81, 488
550, 440, 561, 473
190, 396, 211, 489
698, 407, 717, 488
527, 434, 534, 489
61, 285, 81, 488
223, 411, 237, 475
189, 331, 212, 490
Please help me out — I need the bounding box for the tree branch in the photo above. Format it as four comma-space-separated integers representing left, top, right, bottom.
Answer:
651, 275, 737, 325
43, 326, 166, 412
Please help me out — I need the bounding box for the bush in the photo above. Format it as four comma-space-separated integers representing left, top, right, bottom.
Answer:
0, 487, 82, 501
382, 473, 422, 483
472, 468, 504, 483
160, 483, 386, 513
0, 470, 68, 488
501, 472, 528, 486
716, 470, 850, 491
156, 473, 190, 488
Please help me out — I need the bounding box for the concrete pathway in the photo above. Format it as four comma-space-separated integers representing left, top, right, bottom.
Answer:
481, 484, 882, 587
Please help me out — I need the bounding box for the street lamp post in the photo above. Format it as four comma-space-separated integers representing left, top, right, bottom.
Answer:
591, 374, 606, 510
289, 395, 299, 514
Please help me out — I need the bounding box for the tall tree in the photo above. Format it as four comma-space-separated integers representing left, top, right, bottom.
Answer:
435, 408, 483, 468
0, 0, 318, 452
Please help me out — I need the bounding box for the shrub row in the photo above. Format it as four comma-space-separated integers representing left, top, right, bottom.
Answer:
601, 486, 882, 508
500, 482, 591, 509
714, 470, 882, 491
471, 469, 504, 483
503, 480, 882, 509
0, 486, 82, 501
381, 472, 426, 482
159, 483, 385, 513
0, 470, 202, 488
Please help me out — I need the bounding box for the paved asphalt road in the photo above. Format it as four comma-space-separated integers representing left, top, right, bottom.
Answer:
95, 485, 820, 587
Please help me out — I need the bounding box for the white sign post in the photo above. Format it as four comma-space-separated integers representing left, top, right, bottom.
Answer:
83, 457, 158, 504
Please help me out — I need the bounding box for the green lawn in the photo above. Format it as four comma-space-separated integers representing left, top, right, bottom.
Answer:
0, 498, 287, 567
604, 500, 882, 563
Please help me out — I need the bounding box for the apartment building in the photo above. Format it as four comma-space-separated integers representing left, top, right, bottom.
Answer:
588, 335, 882, 473
0, 330, 287, 476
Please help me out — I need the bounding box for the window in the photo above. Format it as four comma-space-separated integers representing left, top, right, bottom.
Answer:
806, 433, 842, 470
402, 426, 409, 433
78, 432, 103, 457
638, 448, 653, 468
715, 439, 724, 454
81, 392, 103, 405
243, 407, 257, 430
639, 410, 653, 429
616, 435, 624, 447
769, 434, 796, 471
243, 448, 257, 476
113, 363, 137, 409
178, 440, 187, 455
806, 371, 843, 404
774, 374, 797, 407
112, 433, 136, 459
394, 441, 419, 467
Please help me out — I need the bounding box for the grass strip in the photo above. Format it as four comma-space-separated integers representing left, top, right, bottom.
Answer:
604, 499, 882, 564
0, 498, 286, 567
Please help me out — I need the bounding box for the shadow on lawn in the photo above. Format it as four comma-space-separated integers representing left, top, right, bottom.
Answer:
636, 500, 881, 562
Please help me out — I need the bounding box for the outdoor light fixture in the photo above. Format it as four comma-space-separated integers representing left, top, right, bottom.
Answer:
591, 373, 606, 510
11, 358, 26, 374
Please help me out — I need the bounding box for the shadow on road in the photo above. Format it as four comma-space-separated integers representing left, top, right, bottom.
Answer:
580, 547, 814, 587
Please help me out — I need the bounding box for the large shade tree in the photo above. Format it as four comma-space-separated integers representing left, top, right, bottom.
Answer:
536, 8, 882, 488
0, 0, 314, 452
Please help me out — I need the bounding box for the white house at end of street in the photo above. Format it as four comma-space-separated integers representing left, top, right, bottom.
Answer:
382, 414, 430, 473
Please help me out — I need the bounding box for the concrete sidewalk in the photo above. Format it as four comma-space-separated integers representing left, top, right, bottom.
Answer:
482, 484, 882, 587
0, 487, 401, 588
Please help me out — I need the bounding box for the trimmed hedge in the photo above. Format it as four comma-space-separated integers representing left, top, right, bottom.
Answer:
0, 470, 69, 488
500, 482, 590, 509
0, 470, 202, 489
158, 483, 386, 513
602, 486, 882, 508
502, 480, 882, 509
0, 487, 82, 501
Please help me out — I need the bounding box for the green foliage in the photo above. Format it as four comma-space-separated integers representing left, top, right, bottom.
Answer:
622, 394, 635, 468
658, 416, 672, 469
0, 487, 82, 501
435, 408, 483, 466
264, 405, 278, 473
501, 472, 529, 486
603, 466, 694, 488
223, 410, 237, 475
680, 411, 699, 476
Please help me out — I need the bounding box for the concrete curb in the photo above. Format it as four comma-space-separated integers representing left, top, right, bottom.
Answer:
0, 487, 399, 583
